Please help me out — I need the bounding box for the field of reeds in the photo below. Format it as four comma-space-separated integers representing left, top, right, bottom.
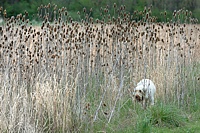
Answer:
0, 4, 200, 132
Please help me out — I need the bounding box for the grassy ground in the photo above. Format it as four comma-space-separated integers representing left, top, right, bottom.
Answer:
87, 92, 200, 133
91, 107, 200, 133
152, 120, 200, 133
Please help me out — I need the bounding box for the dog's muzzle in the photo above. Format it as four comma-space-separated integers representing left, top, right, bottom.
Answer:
135, 94, 143, 102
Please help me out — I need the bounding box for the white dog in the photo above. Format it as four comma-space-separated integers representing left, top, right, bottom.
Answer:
133, 79, 156, 109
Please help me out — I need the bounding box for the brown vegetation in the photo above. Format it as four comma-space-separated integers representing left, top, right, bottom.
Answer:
0, 4, 200, 132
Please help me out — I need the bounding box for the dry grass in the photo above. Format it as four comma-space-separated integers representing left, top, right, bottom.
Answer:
0, 4, 200, 132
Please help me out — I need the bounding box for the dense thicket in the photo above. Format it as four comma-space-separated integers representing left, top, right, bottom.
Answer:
0, 0, 200, 132
0, 0, 200, 23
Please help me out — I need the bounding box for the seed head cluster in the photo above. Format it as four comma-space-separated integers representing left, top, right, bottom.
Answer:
0, 4, 199, 132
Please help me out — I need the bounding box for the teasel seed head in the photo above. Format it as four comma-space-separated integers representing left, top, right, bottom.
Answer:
83, 7, 86, 13
173, 10, 176, 17
164, 11, 167, 16
3, 9, 7, 18
189, 11, 192, 16
144, 6, 147, 13
113, 3, 117, 8
25, 10, 28, 17
54, 5, 57, 10
145, 13, 149, 20
90, 8, 93, 12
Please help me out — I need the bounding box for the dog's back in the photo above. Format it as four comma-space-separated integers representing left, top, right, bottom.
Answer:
137, 79, 156, 93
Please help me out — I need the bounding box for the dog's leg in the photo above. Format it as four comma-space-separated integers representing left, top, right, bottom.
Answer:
150, 96, 154, 106
148, 94, 155, 107
143, 98, 148, 109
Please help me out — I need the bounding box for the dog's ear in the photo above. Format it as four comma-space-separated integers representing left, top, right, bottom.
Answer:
137, 89, 144, 94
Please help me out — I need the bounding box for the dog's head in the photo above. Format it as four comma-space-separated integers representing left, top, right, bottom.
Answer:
133, 86, 145, 102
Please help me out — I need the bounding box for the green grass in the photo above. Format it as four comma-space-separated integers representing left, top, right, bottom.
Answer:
81, 96, 200, 133
147, 104, 187, 128
152, 120, 200, 133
